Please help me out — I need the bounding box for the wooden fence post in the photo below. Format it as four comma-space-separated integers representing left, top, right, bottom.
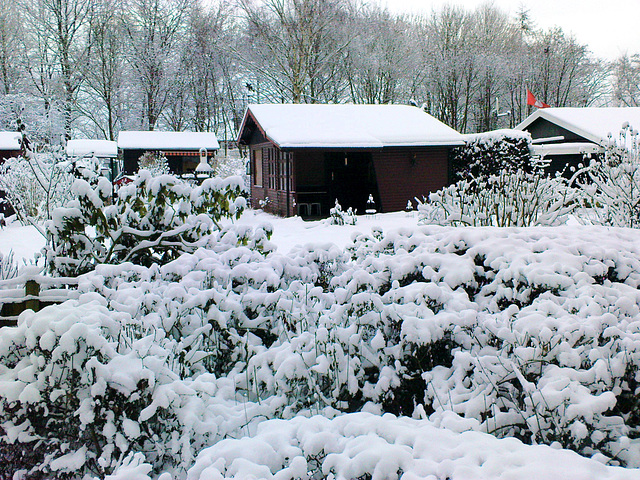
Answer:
25, 279, 40, 312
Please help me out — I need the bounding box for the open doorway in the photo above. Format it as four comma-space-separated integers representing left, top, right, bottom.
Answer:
325, 151, 380, 214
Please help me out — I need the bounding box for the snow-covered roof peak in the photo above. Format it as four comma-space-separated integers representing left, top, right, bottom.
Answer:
67, 139, 118, 158
118, 131, 220, 150
516, 107, 640, 146
240, 104, 464, 148
0, 132, 22, 150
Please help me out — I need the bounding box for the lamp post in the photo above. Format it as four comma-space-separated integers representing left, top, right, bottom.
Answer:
195, 147, 214, 183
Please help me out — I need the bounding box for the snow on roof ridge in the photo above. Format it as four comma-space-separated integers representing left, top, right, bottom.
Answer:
242, 103, 464, 148
67, 139, 118, 157
0, 131, 22, 150
118, 130, 220, 150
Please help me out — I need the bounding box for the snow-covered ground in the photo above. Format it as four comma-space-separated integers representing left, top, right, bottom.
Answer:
231, 209, 419, 253
0, 222, 46, 264
0, 210, 419, 262
2, 210, 640, 480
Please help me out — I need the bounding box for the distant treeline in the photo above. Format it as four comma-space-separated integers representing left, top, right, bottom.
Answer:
0, 0, 635, 144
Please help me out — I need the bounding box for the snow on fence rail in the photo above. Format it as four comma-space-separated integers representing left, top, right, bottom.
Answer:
0, 267, 79, 325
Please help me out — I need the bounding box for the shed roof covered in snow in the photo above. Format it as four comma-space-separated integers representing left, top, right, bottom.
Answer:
117, 131, 220, 150
0, 132, 22, 150
67, 139, 118, 158
238, 104, 464, 148
516, 107, 640, 146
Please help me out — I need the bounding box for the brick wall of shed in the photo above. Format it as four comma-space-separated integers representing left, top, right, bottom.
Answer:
372, 147, 449, 212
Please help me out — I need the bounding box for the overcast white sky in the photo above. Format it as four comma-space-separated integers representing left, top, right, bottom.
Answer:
375, 0, 639, 60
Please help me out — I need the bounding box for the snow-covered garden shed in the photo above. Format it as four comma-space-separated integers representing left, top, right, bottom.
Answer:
117, 131, 220, 175
237, 104, 464, 217
516, 107, 640, 173
0, 132, 23, 160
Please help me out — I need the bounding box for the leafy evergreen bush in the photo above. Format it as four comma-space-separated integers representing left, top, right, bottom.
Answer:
44, 170, 246, 276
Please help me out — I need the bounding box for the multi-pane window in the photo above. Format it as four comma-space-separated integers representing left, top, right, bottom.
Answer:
263, 147, 291, 191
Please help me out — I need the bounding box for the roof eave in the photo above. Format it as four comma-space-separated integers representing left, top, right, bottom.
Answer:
237, 106, 284, 149
516, 109, 604, 146
276, 141, 465, 149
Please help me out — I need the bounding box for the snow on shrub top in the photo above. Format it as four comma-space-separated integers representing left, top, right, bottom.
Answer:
462, 128, 532, 144
186, 413, 640, 480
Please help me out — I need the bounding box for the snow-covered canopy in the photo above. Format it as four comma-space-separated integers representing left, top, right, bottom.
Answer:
0, 131, 22, 150
118, 131, 220, 150
516, 107, 640, 146
66, 139, 118, 158
239, 104, 465, 148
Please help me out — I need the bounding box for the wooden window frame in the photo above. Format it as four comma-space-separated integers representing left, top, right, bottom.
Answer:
253, 148, 263, 187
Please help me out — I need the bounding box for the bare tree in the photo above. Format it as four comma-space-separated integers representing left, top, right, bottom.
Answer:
238, 0, 350, 103
345, 6, 415, 104
613, 54, 640, 107
77, 0, 126, 139
470, 3, 519, 131
423, 5, 477, 132
167, 0, 235, 133
124, 0, 192, 130
21, 0, 94, 138
0, 2, 24, 95
529, 28, 594, 107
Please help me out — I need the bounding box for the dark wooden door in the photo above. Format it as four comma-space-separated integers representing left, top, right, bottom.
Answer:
325, 152, 379, 214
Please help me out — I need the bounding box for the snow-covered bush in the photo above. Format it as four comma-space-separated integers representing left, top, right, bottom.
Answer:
0, 298, 265, 479
0, 302, 179, 478
328, 199, 357, 225
424, 129, 580, 227
420, 170, 580, 227
70, 223, 640, 466
4, 221, 640, 476
0, 250, 18, 280
341, 226, 640, 465
44, 170, 247, 276
185, 413, 639, 480
451, 129, 536, 181
215, 150, 249, 187
0, 145, 75, 231
575, 125, 640, 228
0, 221, 281, 478
138, 151, 170, 176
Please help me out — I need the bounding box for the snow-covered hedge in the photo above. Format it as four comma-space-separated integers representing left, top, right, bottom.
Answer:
451, 129, 535, 181
2, 224, 640, 477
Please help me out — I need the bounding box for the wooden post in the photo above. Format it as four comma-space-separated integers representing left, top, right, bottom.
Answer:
25, 279, 40, 312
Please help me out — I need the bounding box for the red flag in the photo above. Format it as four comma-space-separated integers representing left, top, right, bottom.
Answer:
527, 89, 550, 108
